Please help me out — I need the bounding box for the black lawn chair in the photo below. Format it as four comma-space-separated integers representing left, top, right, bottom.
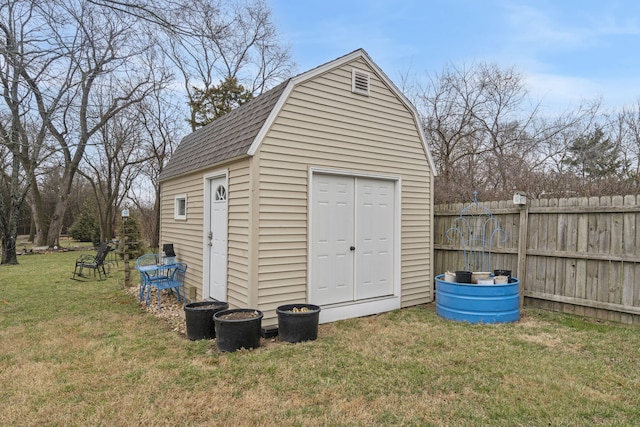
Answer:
72, 242, 110, 280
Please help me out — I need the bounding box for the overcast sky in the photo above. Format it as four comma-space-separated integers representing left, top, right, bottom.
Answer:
269, 0, 640, 113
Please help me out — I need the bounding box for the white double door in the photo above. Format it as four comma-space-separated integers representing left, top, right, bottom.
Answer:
310, 174, 396, 306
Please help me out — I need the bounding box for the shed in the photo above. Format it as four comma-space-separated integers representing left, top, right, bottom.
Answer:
159, 49, 436, 326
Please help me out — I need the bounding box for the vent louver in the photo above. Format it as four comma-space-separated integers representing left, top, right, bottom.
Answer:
352, 68, 370, 96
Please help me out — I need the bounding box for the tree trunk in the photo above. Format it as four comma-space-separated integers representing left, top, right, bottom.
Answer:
46, 186, 71, 248
46, 205, 65, 247
28, 217, 35, 243
27, 187, 48, 246
1, 144, 24, 265
1, 191, 20, 265
105, 205, 114, 242
1, 230, 18, 264
1, 186, 20, 264
151, 185, 161, 249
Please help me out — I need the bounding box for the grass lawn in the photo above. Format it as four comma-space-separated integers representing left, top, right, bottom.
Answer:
1, 251, 640, 426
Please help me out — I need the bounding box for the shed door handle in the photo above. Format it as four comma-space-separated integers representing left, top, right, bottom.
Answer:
350, 246, 356, 251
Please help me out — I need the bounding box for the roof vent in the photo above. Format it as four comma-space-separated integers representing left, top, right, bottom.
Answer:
352, 68, 370, 96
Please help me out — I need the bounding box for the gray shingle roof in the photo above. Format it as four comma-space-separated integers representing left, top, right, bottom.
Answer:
159, 79, 290, 181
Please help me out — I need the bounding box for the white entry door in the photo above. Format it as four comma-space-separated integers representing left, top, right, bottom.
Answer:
207, 176, 228, 301
310, 174, 395, 306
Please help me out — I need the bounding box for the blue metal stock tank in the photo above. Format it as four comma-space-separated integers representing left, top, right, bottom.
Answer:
435, 274, 520, 324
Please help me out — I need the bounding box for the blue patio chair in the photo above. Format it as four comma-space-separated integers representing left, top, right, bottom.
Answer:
145, 262, 187, 311
136, 254, 166, 302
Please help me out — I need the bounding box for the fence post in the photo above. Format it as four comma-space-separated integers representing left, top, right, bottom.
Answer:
121, 208, 131, 287
517, 203, 528, 308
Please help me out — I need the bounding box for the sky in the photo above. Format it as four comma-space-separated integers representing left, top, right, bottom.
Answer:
268, 0, 640, 113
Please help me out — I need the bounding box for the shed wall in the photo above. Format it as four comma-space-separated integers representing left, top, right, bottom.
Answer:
160, 159, 252, 307
226, 158, 252, 308
255, 57, 434, 323
160, 171, 205, 299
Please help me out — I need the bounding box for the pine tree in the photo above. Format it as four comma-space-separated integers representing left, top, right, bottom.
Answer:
188, 76, 253, 129
68, 212, 100, 243
562, 126, 625, 181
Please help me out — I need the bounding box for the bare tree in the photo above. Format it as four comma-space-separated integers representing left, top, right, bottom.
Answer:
416, 61, 602, 203
0, 1, 169, 254
3, 0, 294, 260
0, 1, 57, 262
91, 0, 295, 128
616, 101, 640, 185
78, 108, 148, 242
163, 0, 295, 130
417, 62, 532, 201
75, 40, 172, 243
87, 0, 295, 239
128, 87, 183, 248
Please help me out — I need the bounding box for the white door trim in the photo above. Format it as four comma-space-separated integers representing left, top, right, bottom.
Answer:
203, 170, 228, 301
308, 167, 402, 323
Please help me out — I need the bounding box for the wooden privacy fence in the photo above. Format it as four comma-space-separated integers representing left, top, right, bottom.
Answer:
433, 195, 640, 324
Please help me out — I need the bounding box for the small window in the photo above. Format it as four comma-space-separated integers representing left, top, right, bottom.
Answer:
352, 68, 370, 96
215, 185, 227, 201
174, 195, 187, 220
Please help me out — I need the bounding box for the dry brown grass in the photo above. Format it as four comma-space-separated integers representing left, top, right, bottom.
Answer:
2, 251, 640, 426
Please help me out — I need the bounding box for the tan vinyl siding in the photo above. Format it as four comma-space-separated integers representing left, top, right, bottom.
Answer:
160, 171, 205, 299
160, 159, 251, 306
254, 58, 433, 323
226, 159, 251, 308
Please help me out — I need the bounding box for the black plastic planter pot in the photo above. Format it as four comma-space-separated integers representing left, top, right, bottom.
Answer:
276, 304, 321, 343
213, 309, 263, 352
184, 301, 229, 340
455, 270, 472, 283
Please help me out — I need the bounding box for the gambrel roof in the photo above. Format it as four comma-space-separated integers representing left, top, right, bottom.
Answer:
159, 49, 435, 182
159, 79, 290, 181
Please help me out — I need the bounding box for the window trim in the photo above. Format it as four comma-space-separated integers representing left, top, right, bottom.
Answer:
174, 194, 187, 220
